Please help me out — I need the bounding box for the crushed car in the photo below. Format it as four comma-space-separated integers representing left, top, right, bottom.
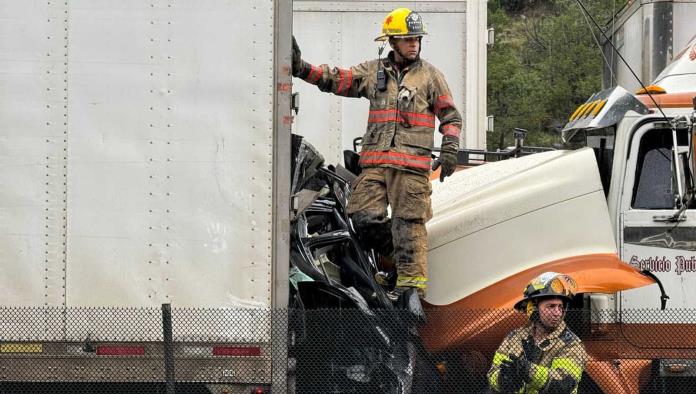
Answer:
287, 134, 438, 393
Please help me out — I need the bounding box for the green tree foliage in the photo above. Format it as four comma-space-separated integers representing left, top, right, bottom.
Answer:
487, 0, 625, 150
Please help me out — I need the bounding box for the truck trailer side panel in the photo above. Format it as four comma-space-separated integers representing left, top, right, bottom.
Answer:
0, 0, 290, 344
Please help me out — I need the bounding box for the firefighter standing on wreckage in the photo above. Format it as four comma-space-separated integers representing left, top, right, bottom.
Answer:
292, 8, 462, 299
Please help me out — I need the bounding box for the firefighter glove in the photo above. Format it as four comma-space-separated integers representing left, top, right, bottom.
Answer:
292, 36, 304, 77
507, 354, 532, 383
438, 135, 458, 182
499, 358, 524, 392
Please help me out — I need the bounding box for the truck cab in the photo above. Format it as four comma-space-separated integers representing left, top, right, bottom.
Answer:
555, 35, 696, 393
564, 35, 696, 310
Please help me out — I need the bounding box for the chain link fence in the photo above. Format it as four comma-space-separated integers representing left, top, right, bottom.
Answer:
0, 305, 282, 394
0, 306, 695, 393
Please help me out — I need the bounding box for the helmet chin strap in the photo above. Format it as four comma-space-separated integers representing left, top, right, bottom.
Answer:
388, 37, 422, 66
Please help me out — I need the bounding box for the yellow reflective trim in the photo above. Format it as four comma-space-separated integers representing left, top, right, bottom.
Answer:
591, 99, 607, 116
489, 369, 500, 389
396, 276, 428, 289
396, 276, 428, 282
0, 343, 42, 353
492, 351, 511, 366
551, 357, 583, 380
528, 364, 549, 390
490, 353, 512, 391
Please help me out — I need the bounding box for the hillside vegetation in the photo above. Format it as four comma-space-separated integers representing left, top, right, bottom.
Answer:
487, 0, 627, 149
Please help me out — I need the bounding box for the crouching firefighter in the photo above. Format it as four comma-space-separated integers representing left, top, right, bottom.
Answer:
488, 272, 587, 393
291, 8, 462, 299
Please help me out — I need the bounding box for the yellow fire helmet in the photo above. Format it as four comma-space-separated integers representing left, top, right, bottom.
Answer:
375, 8, 428, 42
513, 272, 577, 314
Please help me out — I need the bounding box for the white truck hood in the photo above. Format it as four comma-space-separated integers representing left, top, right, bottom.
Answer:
426, 148, 618, 305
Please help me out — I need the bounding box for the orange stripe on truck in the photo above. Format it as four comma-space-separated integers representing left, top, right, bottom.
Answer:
636, 91, 696, 108
420, 253, 656, 354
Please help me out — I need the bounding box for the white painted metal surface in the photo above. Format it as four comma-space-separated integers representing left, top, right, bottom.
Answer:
613, 7, 643, 91
292, 0, 487, 165
616, 121, 696, 312
0, 1, 278, 337
426, 149, 616, 305
620, 219, 696, 310
0, 0, 71, 312
673, 3, 696, 51
592, 32, 696, 315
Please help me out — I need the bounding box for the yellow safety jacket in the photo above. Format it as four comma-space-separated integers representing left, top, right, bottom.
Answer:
488, 321, 587, 393
298, 52, 462, 173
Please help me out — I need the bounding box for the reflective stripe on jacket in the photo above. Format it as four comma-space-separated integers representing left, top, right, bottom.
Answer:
488, 321, 587, 393
299, 52, 462, 173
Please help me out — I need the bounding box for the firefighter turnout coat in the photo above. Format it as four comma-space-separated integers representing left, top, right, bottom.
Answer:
297, 52, 462, 173
488, 321, 587, 393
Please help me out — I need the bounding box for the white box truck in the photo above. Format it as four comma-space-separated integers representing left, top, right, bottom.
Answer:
0, 0, 292, 391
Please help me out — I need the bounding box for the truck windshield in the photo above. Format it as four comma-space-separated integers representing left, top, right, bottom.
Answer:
632, 128, 690, 209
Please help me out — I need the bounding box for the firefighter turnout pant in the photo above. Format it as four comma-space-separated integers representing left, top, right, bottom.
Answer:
347, 167, 432, 297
